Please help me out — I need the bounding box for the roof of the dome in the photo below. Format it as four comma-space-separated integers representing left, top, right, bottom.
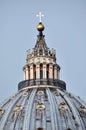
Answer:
0, 87, 86, 130
34, 34, 48, 51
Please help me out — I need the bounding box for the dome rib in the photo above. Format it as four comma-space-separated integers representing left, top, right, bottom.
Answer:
23, 89, 37, 130
46, 88, 60, 130
54, 91, 66, 129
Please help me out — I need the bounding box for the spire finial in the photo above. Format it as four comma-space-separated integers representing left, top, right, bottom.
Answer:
36, 12, 44, 23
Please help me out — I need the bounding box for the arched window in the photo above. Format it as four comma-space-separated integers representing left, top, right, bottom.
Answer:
34, 65, 36, 79
28, 66, 30, 80
47, 64, 49, 79
40, 64, 43, 79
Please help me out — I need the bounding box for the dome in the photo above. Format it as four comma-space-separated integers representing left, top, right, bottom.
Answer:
0, 21, 86, 130
0, 88, 86, 130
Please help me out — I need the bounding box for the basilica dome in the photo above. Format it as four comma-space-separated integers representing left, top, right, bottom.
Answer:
0, 21, 86, 130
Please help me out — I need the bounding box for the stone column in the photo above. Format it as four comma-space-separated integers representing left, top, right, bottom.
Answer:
23, 68, 26, 80
25, 66, 29, 80
36, 63, 40, 79
30, 64, 34, 79
49, 63, 53, 79
43, 64, 47, 79
54, 65, 58, 79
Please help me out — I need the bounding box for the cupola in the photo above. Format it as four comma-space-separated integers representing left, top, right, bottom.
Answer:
18, 13, 66, 91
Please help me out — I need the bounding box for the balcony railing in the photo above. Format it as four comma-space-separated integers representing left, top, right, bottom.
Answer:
18, 79, 66, 91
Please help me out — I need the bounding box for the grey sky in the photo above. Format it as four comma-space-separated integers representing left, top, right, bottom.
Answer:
0, 0, 86, 103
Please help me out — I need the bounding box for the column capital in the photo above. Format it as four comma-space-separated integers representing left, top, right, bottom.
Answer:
57, 65, 60, 71
36, 63, 40, 79
23, 64, 29, 70
54, 64, 61, 70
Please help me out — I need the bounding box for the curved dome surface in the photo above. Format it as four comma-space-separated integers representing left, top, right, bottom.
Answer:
0, 88, 86, 130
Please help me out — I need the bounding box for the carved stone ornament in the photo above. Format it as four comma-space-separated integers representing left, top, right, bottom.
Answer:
37, 90, 44, 96
59, 102, 68, 111
79, 105, 86, 113
0, 108, 4, 116
13, 105, 23, 119
14, 105, 23, 112
36, 103, 45, 110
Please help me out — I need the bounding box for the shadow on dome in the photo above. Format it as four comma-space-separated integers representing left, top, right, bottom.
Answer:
37, 128, 44, 130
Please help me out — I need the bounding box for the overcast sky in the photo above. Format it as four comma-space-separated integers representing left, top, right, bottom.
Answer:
0, 0, 86, 103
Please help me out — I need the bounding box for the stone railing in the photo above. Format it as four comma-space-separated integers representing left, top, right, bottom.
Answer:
18, 79, 66, 91
26, 48, 56, 61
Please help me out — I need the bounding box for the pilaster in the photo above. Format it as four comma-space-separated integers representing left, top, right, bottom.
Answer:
23, 68, 26, 80
25, 66, 29, 80
36, 63, 40, 79
43, 63, 47, 79
54, 64, 58, 79
49, 63, 53, 79
30, 64, 34, 79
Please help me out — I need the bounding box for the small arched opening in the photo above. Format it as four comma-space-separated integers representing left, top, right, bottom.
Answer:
28, 66, 30, 80
46, 64, 49, 79
34, 65, 36, 79
40, 64, 43, 79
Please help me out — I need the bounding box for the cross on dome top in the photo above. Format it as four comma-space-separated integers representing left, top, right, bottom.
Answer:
36, 12, 44, 23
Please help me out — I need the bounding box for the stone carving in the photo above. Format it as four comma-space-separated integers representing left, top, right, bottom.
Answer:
0, 108, 4, 116
37, 90, 44, 96
36, 103, 45, 111
59, 102, 68, 111
13, 105, 23, 119
79, 105, 86, 113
